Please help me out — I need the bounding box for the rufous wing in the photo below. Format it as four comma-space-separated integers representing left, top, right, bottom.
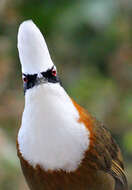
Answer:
72, 100, 128, 190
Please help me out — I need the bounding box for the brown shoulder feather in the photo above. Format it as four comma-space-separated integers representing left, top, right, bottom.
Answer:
72, 100, 128, 190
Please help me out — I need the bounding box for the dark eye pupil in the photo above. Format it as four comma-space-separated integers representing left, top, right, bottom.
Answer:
52, 70, 56, 76
23, 77, 28, 82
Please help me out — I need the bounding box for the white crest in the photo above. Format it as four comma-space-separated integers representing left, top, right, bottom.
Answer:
17, 20, 54, 74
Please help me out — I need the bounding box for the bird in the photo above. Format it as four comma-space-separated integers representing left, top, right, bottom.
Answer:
17, 20, 128, 190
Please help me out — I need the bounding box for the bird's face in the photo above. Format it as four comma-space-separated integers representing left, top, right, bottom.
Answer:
17, 20, 60, 94
22, 66, 60, 93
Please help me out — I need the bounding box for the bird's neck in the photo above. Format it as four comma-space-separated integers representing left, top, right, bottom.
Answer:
18, 83, 90, 172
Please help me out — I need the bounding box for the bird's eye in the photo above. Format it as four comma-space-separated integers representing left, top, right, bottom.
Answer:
22, 76, 28, 82
51, 69, 57, 77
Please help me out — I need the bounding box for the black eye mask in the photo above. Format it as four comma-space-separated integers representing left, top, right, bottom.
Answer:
22, 67, 60, 94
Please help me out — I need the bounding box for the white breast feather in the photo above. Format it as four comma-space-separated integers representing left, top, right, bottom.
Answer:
18, 84, 90, 172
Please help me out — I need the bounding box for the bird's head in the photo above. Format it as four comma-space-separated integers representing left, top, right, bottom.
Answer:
18, 20, 60, 93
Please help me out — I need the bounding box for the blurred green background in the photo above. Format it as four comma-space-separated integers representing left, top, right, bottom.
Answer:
0, 0, 132, 189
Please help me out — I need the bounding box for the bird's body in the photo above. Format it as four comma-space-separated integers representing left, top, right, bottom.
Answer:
17, 20, 128, 190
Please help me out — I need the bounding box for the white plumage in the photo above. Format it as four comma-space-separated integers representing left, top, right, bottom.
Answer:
17, 20, 54, 74
17, 20, 90, 172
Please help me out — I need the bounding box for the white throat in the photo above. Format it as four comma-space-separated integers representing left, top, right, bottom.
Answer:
18, 84, 89, 172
